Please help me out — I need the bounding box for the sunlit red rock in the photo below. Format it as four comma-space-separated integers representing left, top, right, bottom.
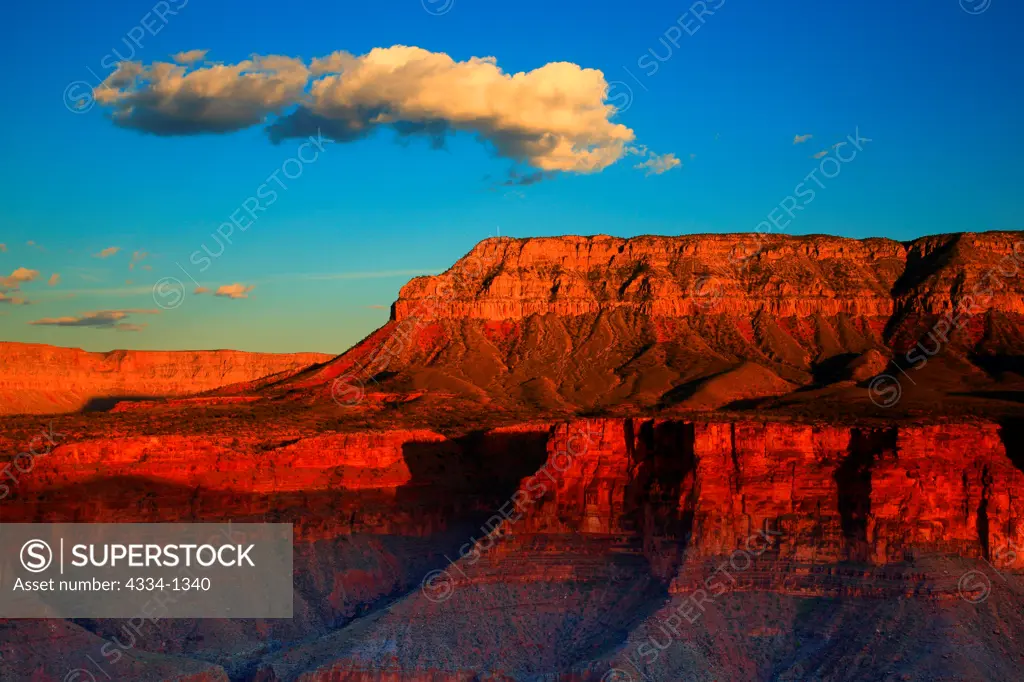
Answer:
0, 342, 331, 415
2, 231, 1024, 680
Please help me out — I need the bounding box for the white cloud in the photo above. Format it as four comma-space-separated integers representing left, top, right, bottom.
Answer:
171, 49, 208, 64
95, 55, 310, 135
93, 46, 663, 175
274, 46, 636, 173
793, 133, 813, 144
633, 151, 682, 176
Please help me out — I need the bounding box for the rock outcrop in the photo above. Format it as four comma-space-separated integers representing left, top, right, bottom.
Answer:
0, 342, 332, 415
12, 416, 1022, 571
499, 418, 1024, 572
394, 234, 907, 321
264, 232, 1024, 414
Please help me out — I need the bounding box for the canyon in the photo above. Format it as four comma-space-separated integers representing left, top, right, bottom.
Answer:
1, 232, 1024, 680
2, 417, 1023, 680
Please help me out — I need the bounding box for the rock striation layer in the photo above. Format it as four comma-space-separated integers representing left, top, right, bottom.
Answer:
0, 342, 332, 415
395, 234, 909, 321
271, 231, 1024, 413
499, 418, 1024, 572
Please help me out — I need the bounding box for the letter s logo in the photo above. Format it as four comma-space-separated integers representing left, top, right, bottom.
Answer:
21, 539, 53, 573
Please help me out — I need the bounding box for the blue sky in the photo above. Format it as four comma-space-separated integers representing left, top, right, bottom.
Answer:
0, 0, 1021, 353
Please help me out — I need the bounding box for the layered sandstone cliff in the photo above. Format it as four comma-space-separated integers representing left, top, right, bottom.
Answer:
266, 231, 1024, 414
497, 418, 1024, 572
4, 411, 1024, 680
395, 234, 907, 321
0, 342, 332, 415
14, 416, 1021, 571
394, 232, 1022, 323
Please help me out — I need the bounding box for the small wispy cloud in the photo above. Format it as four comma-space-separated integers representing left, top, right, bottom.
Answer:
793, 134, 813, 145
0, 244, 6, 253
812, 150, 828, 159
500, 169, 551, 187
634, 152, 682, 176
171, 49, 208, 64
26, 240, 45, 252
194, 283, 256, 299
193, 283, 254, 299
48, 273, 60, 286
627, 145, 682, 177
0, 267, 40, 290
94, 246, 121, 259
216, 283, 254, 299
28, 308, 159, 331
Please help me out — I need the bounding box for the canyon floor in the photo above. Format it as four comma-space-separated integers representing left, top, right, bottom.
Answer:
2, 232, 1024, 681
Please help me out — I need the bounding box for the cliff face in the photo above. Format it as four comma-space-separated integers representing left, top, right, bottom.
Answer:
504, 418, 1024, 571
894, 232, 1024, 318
395, 234, 907, 321
5, 413, 1024, 680
271, 231, 1024, 414
16, 417, 1020, 570
887, 232, 1024, 354
0, 343, 332, 415
400, 231, 1024, 322
6, 425, 554, 538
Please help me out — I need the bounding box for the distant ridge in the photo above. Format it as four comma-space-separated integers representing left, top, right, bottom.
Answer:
0, 342, 333, 415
